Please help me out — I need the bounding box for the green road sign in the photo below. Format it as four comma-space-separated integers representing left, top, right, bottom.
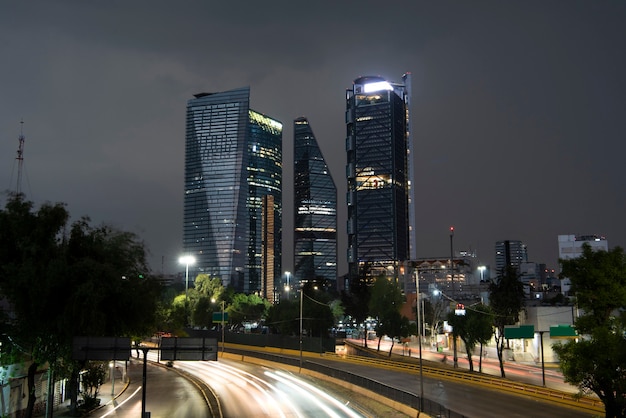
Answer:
550, 324, 578, 339
212, 312, 229, 322
504, 325, 535, 339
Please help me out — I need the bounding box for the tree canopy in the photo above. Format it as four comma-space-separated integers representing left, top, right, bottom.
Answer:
553, 244, 626, 418
488, 266, 525, 377
0, 193, 161, 417
447, 303, 493, 372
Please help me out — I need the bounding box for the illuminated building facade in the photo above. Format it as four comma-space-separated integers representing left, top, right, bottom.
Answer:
184, 87, 282, 294
293, 117, 337, 289
495, 240, 528, 273
346, 75, 413, 281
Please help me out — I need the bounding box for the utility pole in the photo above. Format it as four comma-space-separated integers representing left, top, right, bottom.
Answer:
450, 226, 458, 368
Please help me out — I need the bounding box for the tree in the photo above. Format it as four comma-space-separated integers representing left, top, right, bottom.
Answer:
341, 275, 371, 347
301, 287, 335, 338
552, 244, 626, 418
266, 299, 299, 335
369, 276, 406, 353
447, 304, 493, 372
0, 193, 161, 417
488, 266, 525, 377
228, 293, 269, 327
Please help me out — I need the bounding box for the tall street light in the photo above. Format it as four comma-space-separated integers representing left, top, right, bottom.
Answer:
449, 226, 458, 368
285, 271, 291, 300
179, 255, 195, 326
221, 300, 225, 356
478, 265, 486, 282
299, 287, 303, 371
415, 271, 424, 412
179, 255, 196, 301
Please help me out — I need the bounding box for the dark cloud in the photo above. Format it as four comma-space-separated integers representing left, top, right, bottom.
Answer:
1, 1, 624, 276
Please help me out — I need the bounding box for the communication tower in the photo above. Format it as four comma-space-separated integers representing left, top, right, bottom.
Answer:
15, 120, 25, 194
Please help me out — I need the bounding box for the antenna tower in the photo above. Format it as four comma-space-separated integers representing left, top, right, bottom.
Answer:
16, 120, 25, 194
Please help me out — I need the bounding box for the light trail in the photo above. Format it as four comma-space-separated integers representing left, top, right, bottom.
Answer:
98, 386, 143, 418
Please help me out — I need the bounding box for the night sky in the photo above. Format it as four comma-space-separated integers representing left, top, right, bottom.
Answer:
1, 1, 624, 277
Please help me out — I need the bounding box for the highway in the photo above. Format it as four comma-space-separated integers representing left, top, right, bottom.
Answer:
148, 351, 366, 418
83, 355, 210, 418
85, 344, 600, 418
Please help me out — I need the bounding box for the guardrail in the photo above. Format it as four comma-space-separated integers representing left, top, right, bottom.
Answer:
338, 344, 604, 414
227, 346, 467, 418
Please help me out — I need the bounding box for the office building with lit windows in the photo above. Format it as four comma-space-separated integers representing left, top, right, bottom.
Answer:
346, 74, 414, 281
183, 87, 283, 295
293, 117, 337, 290
495, 240, 528, 273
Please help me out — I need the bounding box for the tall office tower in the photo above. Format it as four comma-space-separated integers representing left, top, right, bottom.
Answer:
495, 240, 528, 273
184, 87, 283, 294
293, 117, 338, 290
346, 74, 413, 281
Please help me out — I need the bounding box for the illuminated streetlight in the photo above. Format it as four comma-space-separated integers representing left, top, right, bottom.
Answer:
109, 361, 115, 396
179, 255, 195, 326
178, 255, 196, 301
285, 271, 291, 300
478, 265, 486, 282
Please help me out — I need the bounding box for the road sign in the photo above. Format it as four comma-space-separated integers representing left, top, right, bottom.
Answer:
160, 337, 218, 361
504, 325, 535, 339
550, 324, 578, 339
212, 312, 229, 322
72, 337, 131, 361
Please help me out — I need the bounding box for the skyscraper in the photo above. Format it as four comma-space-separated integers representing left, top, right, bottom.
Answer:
495, 240, 528, 273
345, 74, 413, 281
293, 117, 337, 290
183, 87, 283, 294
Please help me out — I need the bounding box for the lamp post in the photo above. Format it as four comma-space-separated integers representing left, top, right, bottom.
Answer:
178, 255, 196, 301
109, 361, 115, 396
299, 287, 303, 371
221, 300, 225, 356
478, 265, 486, 282
285, 271, 291, 300
415, 271, 424, 412
449, 226, 458, 368
179, 255, 195, 326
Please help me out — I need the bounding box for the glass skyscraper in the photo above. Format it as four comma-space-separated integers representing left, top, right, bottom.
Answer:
293, 117, 337, 290
346, 75, 413, 281
184, 87, 282, 294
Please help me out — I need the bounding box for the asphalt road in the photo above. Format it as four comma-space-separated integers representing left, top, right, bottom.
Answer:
79, 356, 210, 418
171, 357, 366, 417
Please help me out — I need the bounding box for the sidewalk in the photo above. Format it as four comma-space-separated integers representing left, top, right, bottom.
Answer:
348, 337, 575, 392
47, 360, 134, 417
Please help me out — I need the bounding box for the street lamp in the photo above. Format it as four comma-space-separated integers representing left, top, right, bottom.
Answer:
178, 255, 196, 301
285, 271, 291, 300
415, 271, 424, 412
449, 226, 458, 368
109, 361, 115, 396
220, 300, 225, 356
478, 265, 486, 282
299, 287, 303, 371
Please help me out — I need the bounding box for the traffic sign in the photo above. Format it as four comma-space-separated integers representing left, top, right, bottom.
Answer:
550, 325, 578, 339
160, 337, 218, 361
212, 312, 229, 322
72, 337, 131, 361
504, 325, 535, 339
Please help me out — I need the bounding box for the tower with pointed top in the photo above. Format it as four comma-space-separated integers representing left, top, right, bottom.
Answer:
293, 117, 337, 290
